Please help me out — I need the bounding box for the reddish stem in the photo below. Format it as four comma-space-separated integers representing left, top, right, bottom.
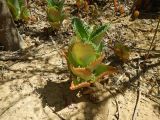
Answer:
70, 81, 91, 90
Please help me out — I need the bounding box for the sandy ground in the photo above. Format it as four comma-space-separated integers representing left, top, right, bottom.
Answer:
0, 0, 160, 120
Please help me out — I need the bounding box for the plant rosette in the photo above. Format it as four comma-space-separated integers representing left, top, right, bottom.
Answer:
46, 0, 66, 30
7, 0, 30, 22
64, 18, 117, 90
65, 39, 117, 90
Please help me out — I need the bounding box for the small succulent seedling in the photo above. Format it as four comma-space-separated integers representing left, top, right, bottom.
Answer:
46, 0, 66, 30
113, 43, 130, 62
7, 0, 30, 21
76, 0, 89, 12
64, 18, 117, 90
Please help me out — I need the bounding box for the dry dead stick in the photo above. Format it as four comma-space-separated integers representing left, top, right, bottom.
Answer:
132, 59, 142, 120
132, 78, 141, 120
146, 18, 160, 59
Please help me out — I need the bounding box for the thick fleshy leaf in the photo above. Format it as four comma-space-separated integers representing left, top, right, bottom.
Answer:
67, 48, 78, 67
7, 0, 20, 20
56, 0, 65, 11
47, 0, 64, 10
88, 54, 105, 71
70, 65, 92, 80
47, 0, 54, 7
66, 38, 83, 67
97, 42, 104, 52
70, 36, 81, 44
94, 64, 117, 81
49, 22, 61, 29
71, 42, 97, 67
113, 43, 130, 62
18, 0, 25, 8
72, 18, 89, 42
47, 7, 61, 22
46, 0, 66, 29
60, 13, 66, 22
7, 0, 30, 21
20, 6, 30, 21
89, 24, 109, 44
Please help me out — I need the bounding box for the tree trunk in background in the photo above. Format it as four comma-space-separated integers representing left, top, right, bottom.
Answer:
0, 0, 24, 51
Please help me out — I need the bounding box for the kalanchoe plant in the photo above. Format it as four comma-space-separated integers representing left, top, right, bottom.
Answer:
113, 43, 130, 62
64, 18, 117, 90
46, 0, 66, 30
76, 0, 89, 12
7, 0, 30, 21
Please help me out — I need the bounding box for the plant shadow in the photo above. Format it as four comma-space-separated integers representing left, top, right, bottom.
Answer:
35, 55, 160, 119
36, 80, 86, 112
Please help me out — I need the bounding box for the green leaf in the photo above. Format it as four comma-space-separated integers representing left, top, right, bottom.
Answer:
47, 7, 60, 22
57, 0, 65, 11
20, 6, 30, 21
18, 0, 25, 8
72, 17, 89, 42
70, 65, 92, 81
71, 42, 98, 67
47, 0, 53, 6
60, 13, 66, 22
46, 0, 65, 29
7, 0, 20, 20
93, 64, 117, 80
47, 0, 64, 10
72, 77, 84, 85
7, 0, 30, 21
66, 47, 78, 67
89, 24, 109, 45
87, 54, 105, 71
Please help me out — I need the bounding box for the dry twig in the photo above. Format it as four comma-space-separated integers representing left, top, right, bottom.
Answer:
132, 79, 141, 120
132, 60, 142, 120
146, 18, 160, 59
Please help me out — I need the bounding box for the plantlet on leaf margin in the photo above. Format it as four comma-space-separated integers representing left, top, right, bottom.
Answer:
46, 0, 66, 30
7, 0, 30, 22
64, 17, 117, 90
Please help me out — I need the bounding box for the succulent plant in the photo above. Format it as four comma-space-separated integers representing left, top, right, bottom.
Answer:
76, 0, 89, 11
7, 0, 30, 21
65, 18, 117, 90
113, 43, 130, 62
46, 0, 66, 29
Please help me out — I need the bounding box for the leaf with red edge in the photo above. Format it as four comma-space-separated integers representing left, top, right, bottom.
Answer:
70, 65, 92, 81
93, 64, 117, 81
87, 53, 105, 71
